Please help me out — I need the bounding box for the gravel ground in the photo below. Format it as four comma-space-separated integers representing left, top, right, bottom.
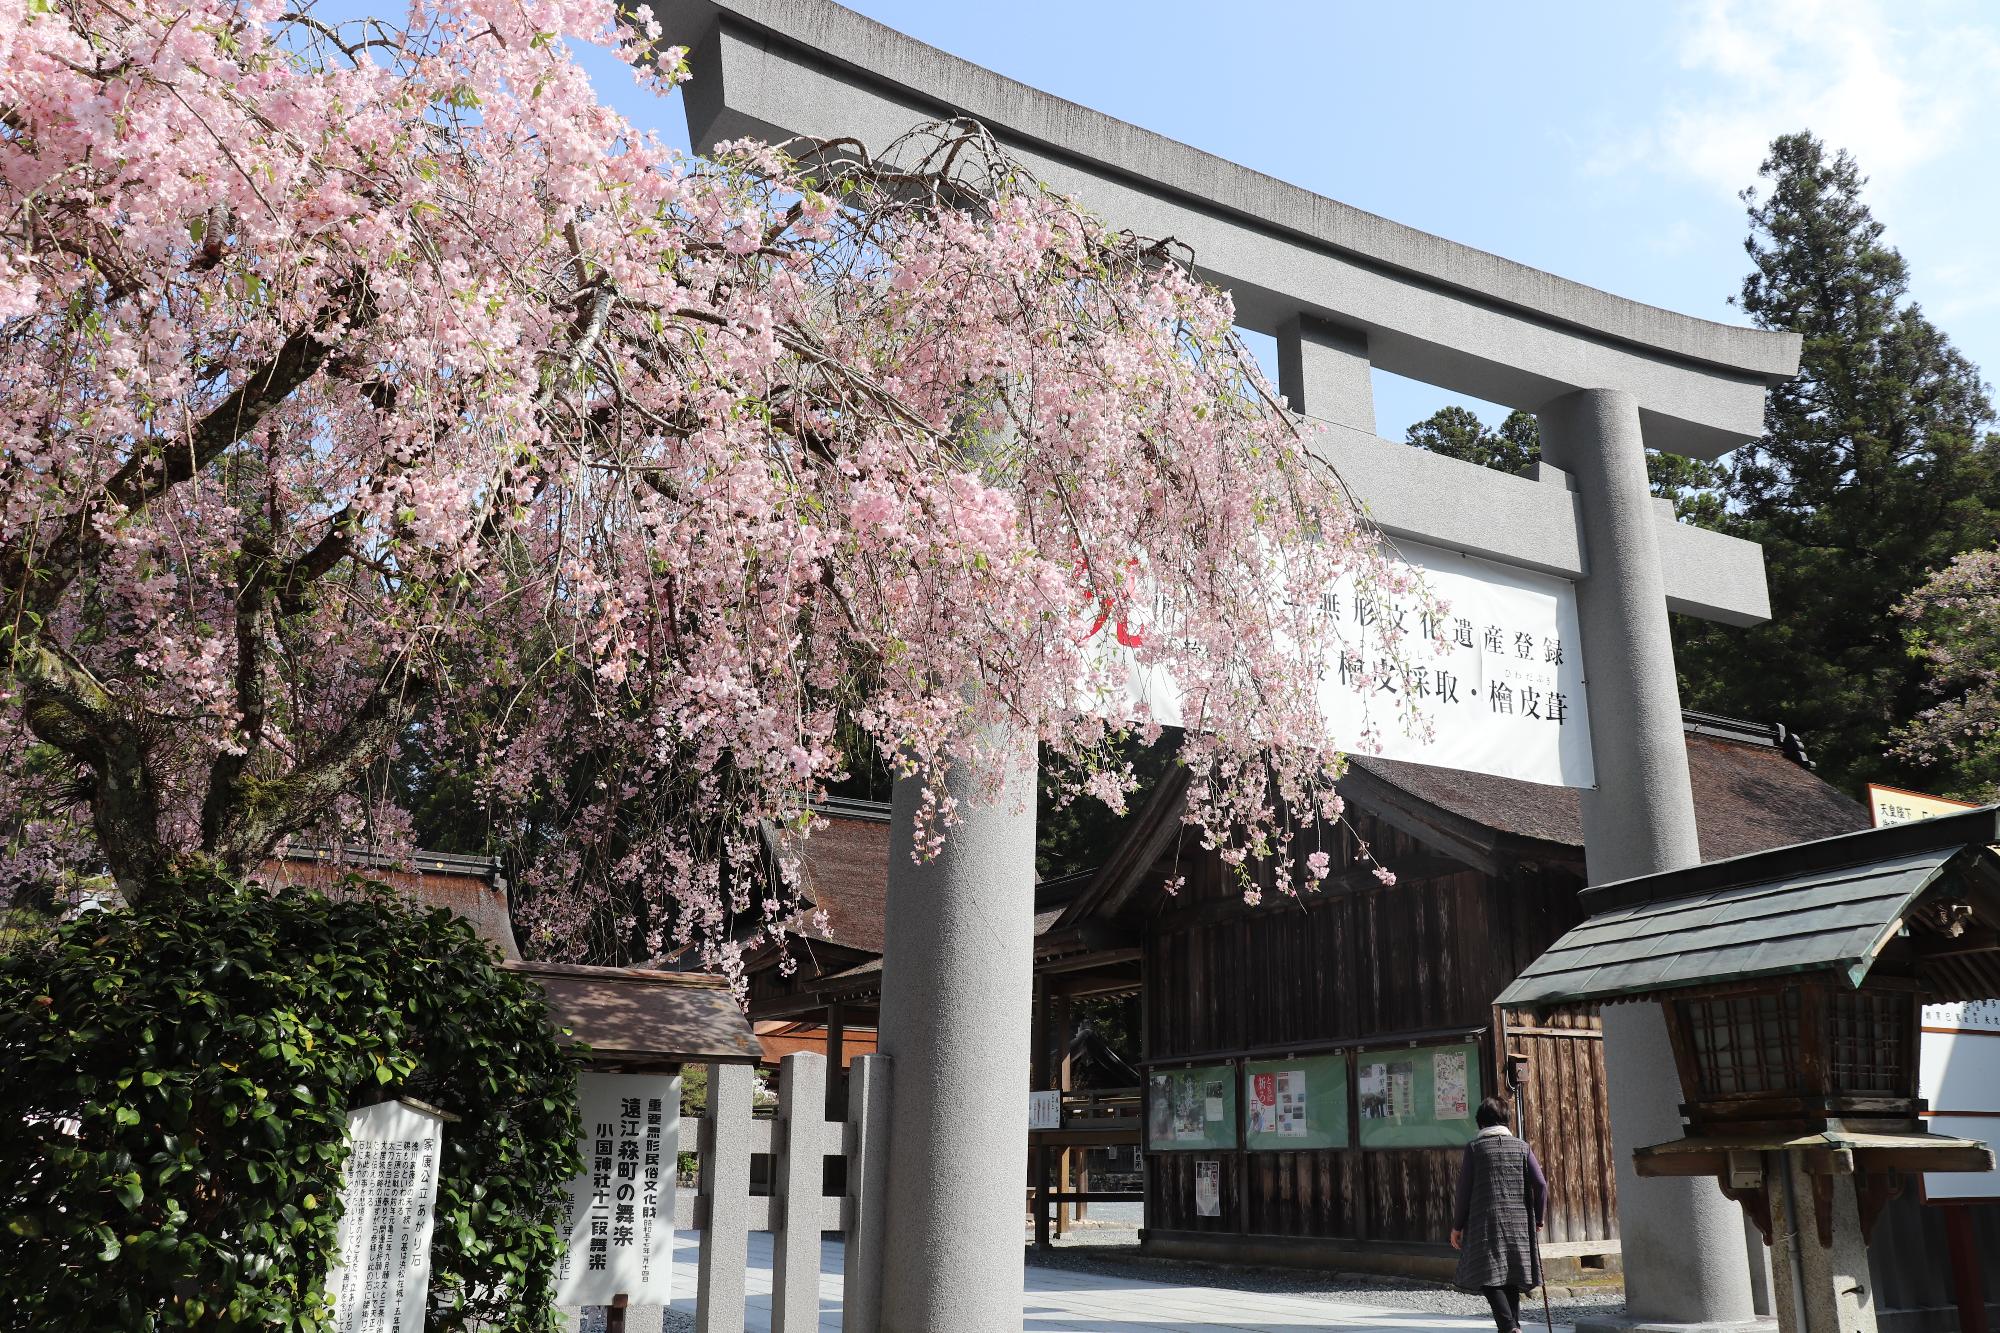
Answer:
1023, 1223, 1627, 1326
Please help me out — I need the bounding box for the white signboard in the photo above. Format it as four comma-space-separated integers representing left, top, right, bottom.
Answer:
1920, 1000, 2000, 1202
556, 1072, 680, 1304
1028, 1090, 1061, 1131
327, 1099, 444, 1333
1123, 542, 1594, 788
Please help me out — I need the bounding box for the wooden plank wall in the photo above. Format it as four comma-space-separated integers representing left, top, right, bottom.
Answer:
1142, 809, 1616, 1247
1502, 1012, 1617, 1244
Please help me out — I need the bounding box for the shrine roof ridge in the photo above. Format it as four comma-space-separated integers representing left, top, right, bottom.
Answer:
1574, 804, 2000, 918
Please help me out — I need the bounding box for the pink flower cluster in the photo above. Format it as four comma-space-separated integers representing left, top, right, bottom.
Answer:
0, 0, 1418, 975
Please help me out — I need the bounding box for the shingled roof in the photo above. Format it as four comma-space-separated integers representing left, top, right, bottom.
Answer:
767, 798, 892, 956
1057, 711, 1870, 927
1344, 711, 1867, 874
1499, 807, 2000, 1009
261, 845, 521, 960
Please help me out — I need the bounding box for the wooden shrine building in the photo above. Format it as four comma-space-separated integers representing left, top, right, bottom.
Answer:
260, 845, 757, 1070
1034, 711, 1869, 1278
738, 798, 892, 1089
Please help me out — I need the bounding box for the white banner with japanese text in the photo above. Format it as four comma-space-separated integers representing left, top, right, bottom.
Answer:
327, 1099, 444, 1333
1919, 1000, 2000, 1202
555, 1072, 680, 1305
1122, 541, 1595, 788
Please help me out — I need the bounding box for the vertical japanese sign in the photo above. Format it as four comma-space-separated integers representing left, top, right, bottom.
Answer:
327, 1099, 444, 1333
556, 1072, 680, 1304
1122, 541, 1595, 788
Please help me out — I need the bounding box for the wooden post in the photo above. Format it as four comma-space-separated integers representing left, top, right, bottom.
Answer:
1946, 1204, 1989, 1333
1033, 1143, 1052, 1249
1030, 974, 1048, 1091
1054, 992, 1073, 1233
1055, 1148, 1068, 1239
694, 1063, 753, 1333
605, 1294, 628, 1333
825, 1000, 847, 1121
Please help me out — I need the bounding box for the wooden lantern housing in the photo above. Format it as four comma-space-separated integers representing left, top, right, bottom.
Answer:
1665, 977, 1923, 1136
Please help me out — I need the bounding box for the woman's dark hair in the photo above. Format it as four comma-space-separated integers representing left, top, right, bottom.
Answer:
1475, 1095, 1513, 1129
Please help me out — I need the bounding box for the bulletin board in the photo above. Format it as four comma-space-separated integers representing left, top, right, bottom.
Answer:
1243, 1054, 1350, 1151
1146, 1065, 1238, 1152
1355, 1043, 1481, 1149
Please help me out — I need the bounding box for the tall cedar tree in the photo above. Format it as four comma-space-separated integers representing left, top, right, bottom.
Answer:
1674, 133, 2000, 793
1403, 408, 1726, 527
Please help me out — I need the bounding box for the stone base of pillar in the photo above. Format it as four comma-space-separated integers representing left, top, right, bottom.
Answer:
1575, 1318, 1777, 1333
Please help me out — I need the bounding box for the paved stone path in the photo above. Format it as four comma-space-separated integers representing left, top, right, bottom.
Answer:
611, 1231, 1564, 1333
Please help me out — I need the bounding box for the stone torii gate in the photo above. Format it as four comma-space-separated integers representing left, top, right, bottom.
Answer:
656, 3, 1799, 1328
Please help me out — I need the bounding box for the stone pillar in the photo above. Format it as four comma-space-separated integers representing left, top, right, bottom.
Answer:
1539, 388, 1759, 1329
1766, 1151, 1879, 1333
1277, 314, 1374, 432
876, 729, 1037, 1333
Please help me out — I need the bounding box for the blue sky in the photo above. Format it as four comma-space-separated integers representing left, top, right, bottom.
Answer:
600, 0, 2000, 445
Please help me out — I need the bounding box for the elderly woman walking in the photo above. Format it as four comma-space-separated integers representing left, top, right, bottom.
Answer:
1450, 1095, 1549, 1333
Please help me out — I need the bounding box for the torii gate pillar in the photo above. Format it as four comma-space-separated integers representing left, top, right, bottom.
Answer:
1541, 389, 1760, 1323
877, 733, 1038, 1333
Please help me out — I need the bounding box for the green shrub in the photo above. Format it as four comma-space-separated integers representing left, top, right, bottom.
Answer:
0, 875, 583, 1331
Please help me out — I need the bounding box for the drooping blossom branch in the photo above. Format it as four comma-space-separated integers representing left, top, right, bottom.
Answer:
0, 0, 1431, 977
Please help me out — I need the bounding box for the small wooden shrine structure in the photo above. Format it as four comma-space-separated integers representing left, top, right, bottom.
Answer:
262, 845, 758, 1071
1501, 809, 2000, 1333
1037, 712, 1868, 1278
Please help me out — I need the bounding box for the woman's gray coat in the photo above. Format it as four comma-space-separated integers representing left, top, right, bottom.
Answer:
1452, 1128, 1548, 1292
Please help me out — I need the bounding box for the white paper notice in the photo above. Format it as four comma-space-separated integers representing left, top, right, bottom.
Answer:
327, 1100, 444, 1333
1121, 541, 1595, 788
1195, 1160, 1221, 1217
556, 1072, 681, 1305
1434, 1051, 1469, 1120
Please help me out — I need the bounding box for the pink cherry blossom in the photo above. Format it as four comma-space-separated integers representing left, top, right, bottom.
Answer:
0, 0, 1421, 975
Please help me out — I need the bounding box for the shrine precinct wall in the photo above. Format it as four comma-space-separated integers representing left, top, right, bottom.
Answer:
1138, 807, 1615, 1274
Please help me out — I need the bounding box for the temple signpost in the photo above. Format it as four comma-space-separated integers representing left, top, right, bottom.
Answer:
657, 2, 1799, 1326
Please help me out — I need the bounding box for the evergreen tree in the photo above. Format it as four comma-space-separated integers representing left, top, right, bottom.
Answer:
1674, 132, 2000, 792
1403, 407, 1725, 526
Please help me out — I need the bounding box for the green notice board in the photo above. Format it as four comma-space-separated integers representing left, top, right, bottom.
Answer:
1244, 1054, 1349, 1151
1146, 1065, 1237, 1151
1355, 1042, 1482, 1149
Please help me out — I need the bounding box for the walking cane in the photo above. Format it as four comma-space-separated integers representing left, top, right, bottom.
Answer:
1533, 1222, 1553, 1333
1510, 1052, 1555, 1333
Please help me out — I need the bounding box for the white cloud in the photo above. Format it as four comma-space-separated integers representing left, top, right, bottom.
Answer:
1626, 0, 2000, 201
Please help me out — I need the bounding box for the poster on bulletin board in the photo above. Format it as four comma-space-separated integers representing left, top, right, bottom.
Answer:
1147, 1066, 1237, 1151
1244, 1054, 1349, 1151
1357, 1043, 1482, 1149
